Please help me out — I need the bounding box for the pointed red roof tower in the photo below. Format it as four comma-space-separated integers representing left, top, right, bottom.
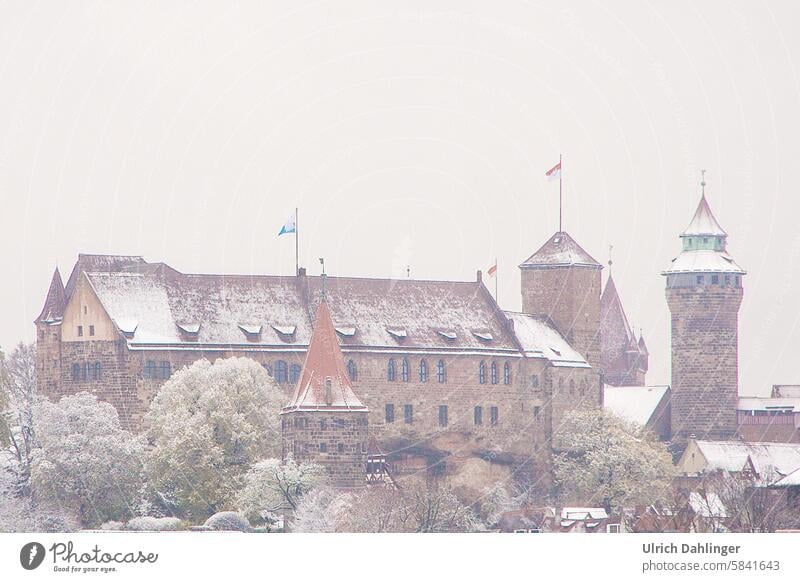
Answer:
599, 273, 647, 386
281, 289, 369, 489
35, 268, 66, 324
282, 299, 367, 413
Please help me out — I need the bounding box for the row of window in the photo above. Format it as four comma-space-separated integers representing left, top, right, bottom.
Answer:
291, 441, 367, 455
71, 362, 102, 381
695, 274, 741, 287
76, 325, 95, 337
384, 403, 500, 427
479, 361, 511, 385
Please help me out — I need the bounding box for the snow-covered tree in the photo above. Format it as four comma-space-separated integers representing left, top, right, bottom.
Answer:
235, 456, 326, 524
1, 343, 38, 496
145, 357, 285, 520
291, 488, 353, 532
553, 410, 674, 512
30, 392, 145, 527
337, 485, 412, 532
402, 477, 481, 532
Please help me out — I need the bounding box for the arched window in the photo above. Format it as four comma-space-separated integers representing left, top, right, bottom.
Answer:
530, 374, 540, 388
490, 361, 498, 384
387, 359, 396, 381
419, 359, 428, 382
479, 361, 486, 384
503, 362, 511, 385
347, 359, 358, 381
289, 364, 301, 384
94, 362, 102, 381
437, 359, 446, 383
401, 358, 410, 382
275, 360, 288, 384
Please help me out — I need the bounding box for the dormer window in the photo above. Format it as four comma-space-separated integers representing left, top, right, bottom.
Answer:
472, 331, 493, 342
387, 328, 407, 341
437, 330, 457, 341
271, 324, 296, 338
177, 322, 201, 341
238, 324, 262, 341
335, 326, 356, 338
116, 319, 138, 339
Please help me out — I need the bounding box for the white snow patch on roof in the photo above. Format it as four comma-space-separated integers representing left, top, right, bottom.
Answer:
505, 311, 589, 368
691, 440, 800, 476
238, 324, 263, 336
176, 322, 200, 334
437, 330, 457, 340
561, 508, 608, 520
604, 385, 669, 427
335, 326, 356, 337
472, 331, 493, 341
738, 397, 800, 412
664, 250, 745, 274
271, 324, 296, 336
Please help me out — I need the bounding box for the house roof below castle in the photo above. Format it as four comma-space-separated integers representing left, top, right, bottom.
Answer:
603, 385, 670, 427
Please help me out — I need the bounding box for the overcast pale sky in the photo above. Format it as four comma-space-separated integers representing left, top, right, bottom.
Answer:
1, 1, 799, 395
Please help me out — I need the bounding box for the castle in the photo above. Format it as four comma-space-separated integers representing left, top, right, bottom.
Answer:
34, 180, 796, 491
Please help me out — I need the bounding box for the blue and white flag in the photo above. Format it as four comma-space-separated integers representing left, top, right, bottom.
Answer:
278, 212, 296, 236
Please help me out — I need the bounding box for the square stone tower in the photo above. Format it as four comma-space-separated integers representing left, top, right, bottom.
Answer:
519, 231, 603, 370
664, 183, 745, 446
280, 289, 369, 489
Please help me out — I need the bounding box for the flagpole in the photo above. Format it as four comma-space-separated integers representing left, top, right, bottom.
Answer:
559, 153, 563, 232
295, 207, 299, 276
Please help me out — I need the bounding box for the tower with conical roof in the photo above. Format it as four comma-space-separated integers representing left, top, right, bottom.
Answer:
519, 231, 603, 369
663, 175, 745, 445
280, 289, 369, 489
600, 272, 648, 386
34, 267, 66, 398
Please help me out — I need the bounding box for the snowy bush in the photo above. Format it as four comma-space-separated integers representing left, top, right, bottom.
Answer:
204, 511, 251, 532
100, 521, 125, 531
145, 358, 285, 520
235, 457, 326, 523
292, 488, 352, 533
126, 516, 181, 531
30, 393, 146, 527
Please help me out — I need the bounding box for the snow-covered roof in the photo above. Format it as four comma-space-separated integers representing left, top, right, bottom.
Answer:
682, 195, 727, 237
689, 440, 800, 476
663, 250, 745, 275
519, 231, 602, 269
561, 507, 608, 520
504, 311, 590, 368
603, 385, 670, 427
738, 397, 800, 412
689, 491, 727, 518
772, 467, 800, 488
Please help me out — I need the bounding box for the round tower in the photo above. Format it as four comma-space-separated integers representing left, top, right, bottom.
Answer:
663, 176, 745, 445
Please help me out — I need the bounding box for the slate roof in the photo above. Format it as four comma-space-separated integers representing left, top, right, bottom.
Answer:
682, 195, 727, 237
282, 299, 367, 413
603, 385, 670, 427
519, 231, 602, 269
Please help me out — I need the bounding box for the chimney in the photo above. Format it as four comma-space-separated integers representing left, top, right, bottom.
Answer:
324, 378, 333, 405
297, 266, 307, 277
477, 270, 482, 283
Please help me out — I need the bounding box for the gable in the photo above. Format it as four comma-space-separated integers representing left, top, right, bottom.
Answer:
61, 273, 119, 342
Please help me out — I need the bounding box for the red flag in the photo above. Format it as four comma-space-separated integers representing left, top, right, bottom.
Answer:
546, 161, 562, 181
487, 263, 497, 277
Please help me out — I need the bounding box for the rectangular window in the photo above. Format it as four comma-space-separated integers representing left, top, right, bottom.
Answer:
696, 275, 704, 285
159, 361, 171, 379
530, 375, 540, 388
533, 406, 541, 419
474, 406, 483, 426
77, 325, 83, 337
711, 274, 719, 285
490, 406, 499, 426
438, 405, 448, 427
385, 403, 395, 423
144, 360, 157, 379
319, 443, 327, 453
404, 404, 413, 424
72, 363, 80, 381
89, 325, 95, 336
